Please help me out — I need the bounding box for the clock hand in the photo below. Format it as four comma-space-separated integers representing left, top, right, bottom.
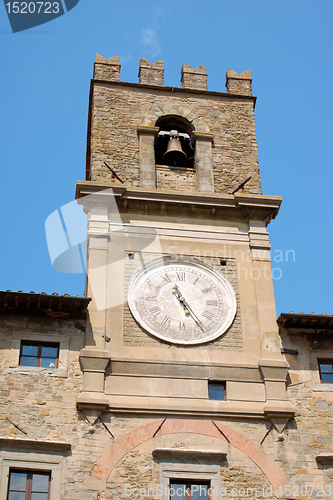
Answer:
172, 285, 205, 331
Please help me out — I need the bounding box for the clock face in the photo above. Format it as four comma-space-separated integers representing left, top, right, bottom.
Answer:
127, 257, 237, 345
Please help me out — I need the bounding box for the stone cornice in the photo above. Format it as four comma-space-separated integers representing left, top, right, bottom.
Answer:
91, 78, 257, 104
76, 181, 281, 225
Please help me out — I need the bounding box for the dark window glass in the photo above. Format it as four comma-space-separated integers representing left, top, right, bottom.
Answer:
7, 470, 50, 500
21, 345, 39, 356
19, 342, 59, 369
208, 382, 226, 400
170, 481, 210, 500
318, 360, 333, 383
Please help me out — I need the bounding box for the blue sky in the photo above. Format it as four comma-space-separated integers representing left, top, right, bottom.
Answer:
1, 0, 332, 315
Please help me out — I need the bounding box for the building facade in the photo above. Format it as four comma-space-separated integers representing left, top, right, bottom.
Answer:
0, 56, 332, 500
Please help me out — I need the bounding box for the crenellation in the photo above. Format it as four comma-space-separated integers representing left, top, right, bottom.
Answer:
94, 55, 121, 82
181, 63, 208, 90
138, 58, 164, 86
226, 69, 252, 96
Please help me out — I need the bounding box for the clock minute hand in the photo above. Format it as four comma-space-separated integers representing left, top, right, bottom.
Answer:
182, 298, 205, 331
172, 285, 205, 331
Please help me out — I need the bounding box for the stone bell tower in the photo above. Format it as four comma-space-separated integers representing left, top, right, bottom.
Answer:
75, 56, 294, 497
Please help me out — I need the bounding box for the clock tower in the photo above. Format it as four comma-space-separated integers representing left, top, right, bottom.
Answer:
76, 56, 294, 497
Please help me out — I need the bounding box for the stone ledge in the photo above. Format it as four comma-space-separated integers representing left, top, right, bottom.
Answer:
316, 453, 333, 464
76, 182, 281, 224
0, 437, 71, 451
153, 448, 227, 460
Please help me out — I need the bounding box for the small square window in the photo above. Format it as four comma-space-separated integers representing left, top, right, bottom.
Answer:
7, 469, 50, 500
170, 480, 210, 500
318, 360, 333, 383
208, 382, 226, 400
19, 341, 59, 369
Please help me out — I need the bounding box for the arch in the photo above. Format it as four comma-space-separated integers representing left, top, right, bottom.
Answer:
139, 103, 210, 134
90, 418, 288, 490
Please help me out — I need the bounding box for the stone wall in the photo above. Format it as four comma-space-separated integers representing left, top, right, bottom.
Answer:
0, 313, 332, 498
87, 78, 261, 196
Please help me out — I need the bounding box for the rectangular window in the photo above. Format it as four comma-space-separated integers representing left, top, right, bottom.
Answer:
318, 360, 333, 383
7, 469, 50, 500
170, 481, 210, 500
208, 382, 226, 400
19, 341, 59, 369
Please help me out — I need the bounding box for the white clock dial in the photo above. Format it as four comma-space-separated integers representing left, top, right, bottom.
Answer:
127, 257, 237, 345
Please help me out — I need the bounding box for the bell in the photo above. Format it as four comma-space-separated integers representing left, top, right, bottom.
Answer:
163, 131, 187, 167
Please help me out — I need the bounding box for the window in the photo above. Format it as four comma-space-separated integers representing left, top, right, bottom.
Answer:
170, 480, 210, 500
154, 448, 225, 500
318, 360, 333, 383
208, 382, 226, 400
7, 470, 50, 500
19, 342, 59, 369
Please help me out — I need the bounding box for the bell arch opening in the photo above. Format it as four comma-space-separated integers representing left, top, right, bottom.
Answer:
155, 115, 195, 169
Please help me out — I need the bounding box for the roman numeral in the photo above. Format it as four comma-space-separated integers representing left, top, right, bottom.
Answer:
202, 287, 212, 294
176, 272, 186, 281
206, 300, 218, 306
162, 273, 171, 283
162, 316, 171, 327
202, 310, 214, 320
149, 306, 161, 317
179, 322, 186, 331
145, 295, 157, 301
193, 277, 199, 285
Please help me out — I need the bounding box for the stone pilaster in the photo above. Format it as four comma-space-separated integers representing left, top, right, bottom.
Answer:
193, 131, 214, 193
137, 125, 159, 189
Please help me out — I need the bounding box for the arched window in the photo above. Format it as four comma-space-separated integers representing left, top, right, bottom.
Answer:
155, 115, 195, 169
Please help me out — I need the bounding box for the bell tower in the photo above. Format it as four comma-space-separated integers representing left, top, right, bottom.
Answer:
75, 56, 294, 494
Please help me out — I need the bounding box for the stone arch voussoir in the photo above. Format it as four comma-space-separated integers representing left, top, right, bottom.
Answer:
139, 104, 210, 133
90, 418, 288, 491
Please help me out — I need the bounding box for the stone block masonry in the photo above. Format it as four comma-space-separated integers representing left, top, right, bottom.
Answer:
86, 57, 261, 196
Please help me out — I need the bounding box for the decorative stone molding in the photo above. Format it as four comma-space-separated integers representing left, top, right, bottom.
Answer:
139, 59, 164, 86
94, 55, 121, 82
259, 358, 295, 418
78, 348, 110, 408
0, 437, 71, 451
181, 64, 208, 90
76, 182, 282, 225
248, 220, 271, 262
225, 69, 252, 96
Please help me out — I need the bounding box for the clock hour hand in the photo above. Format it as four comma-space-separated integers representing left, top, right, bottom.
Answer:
172, 285, 205, 331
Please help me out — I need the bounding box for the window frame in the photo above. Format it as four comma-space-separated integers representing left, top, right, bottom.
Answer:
7, 468, 51, 500
155, 450, 224, 500
208, 382, 226, 401
169, 479, 211, 500
0, 451, 62, 500
318, 359, 333, 383
19, 341, 60, 369
9, 332, 69, 378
